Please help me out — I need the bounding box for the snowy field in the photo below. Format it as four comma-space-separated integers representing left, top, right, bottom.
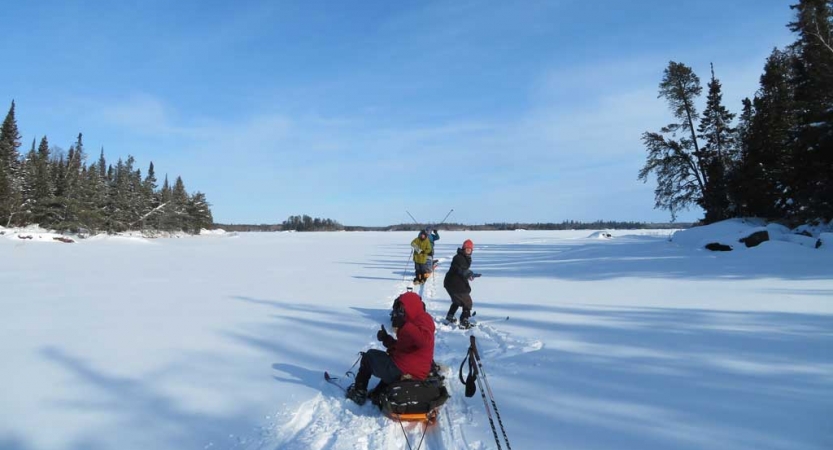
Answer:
1, 223, 831, 450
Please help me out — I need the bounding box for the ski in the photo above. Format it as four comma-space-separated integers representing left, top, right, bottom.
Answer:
324, 371, 349, 393
471, 316, 509, 326
438, 315, 509, 328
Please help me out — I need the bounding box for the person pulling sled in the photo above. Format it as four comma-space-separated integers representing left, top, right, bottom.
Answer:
410, 230, 435, 285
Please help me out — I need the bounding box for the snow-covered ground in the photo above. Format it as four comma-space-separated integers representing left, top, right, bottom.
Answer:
1, 222, 831, 450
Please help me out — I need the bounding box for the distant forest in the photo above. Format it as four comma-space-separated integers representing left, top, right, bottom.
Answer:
0, 102, 214, 233
215, 217, 690, 232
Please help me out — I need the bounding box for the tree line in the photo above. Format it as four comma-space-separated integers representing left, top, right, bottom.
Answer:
215, 215, 345, 232
639, 0, 832, 225
215, 219, 688, 232
0, 103, 213, 233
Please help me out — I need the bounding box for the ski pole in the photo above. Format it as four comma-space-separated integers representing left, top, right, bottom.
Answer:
466, 340, 502, 450
436, 209, 454, 227
402, 249, 414, 281
470, 336, 512, 450
406, 211, 420, 226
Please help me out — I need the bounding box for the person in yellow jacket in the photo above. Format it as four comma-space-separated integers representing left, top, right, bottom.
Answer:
411, 230, 434, 284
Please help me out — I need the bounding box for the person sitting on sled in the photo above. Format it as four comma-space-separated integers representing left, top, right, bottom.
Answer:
410, 230, 434, 284
346, 291, 436, 405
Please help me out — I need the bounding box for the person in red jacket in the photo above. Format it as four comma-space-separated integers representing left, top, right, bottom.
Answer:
346, 291, 436, 405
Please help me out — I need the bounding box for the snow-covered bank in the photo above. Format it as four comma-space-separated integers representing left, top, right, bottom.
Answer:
1, 228, 831, 450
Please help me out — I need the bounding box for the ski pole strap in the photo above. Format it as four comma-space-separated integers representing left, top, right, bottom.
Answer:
458, 345, 478, 397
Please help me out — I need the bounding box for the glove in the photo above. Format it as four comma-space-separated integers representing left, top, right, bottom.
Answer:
412, 246, 422, 254
472, 273, 482, 278
377, 325, 389, 342
463, 269, 473, 279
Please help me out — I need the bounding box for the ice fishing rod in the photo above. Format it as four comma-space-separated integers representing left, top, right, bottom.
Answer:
470, 336, 512, 450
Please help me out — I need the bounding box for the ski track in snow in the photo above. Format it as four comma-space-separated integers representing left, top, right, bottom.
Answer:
248, 256, 542, 450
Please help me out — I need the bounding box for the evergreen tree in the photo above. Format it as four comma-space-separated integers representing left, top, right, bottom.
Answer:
696, 63, 736, 221
33, 137, 54, 220
171, 176, 188, 228
728, 98, 755, 215
18, 139, 37, 225
741, 49, 797, 219
186, 192, 213, 233
787, 0, 833, 220
639, 62, 719, 222
0, 101, 215, 233
55, 134, 87, 231
141, 162, 159, 229
0, 101, 22, 225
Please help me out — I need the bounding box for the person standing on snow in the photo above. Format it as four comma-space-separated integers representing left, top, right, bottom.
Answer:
411, 230, 434, 284
424, 227, 440, 258
443, 239, 481, 329
346, 291, 436, 405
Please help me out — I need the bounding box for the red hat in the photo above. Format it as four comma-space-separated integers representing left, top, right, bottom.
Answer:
462, 239, 474, 250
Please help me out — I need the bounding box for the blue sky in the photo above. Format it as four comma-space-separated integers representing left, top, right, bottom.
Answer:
2, 1, 795, 226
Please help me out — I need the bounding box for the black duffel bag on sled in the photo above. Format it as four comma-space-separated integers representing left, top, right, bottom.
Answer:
374, 362, 450, 423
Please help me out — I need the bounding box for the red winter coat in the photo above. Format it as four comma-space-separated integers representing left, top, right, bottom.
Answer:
383, 292, 435, 380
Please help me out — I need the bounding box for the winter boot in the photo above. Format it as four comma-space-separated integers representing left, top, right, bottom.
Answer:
346, 383, 368, 405
459, 309, 472, 329
444, 314, 457, 324
368, 381, 389, 406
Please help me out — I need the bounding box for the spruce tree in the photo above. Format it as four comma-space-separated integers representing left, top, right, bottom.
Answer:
787, 0, 833, 220
171, 176, 188, 230
742, 49, 798, 219
697, 63, 736, 221
32, 137, 55, 224
0, 101, 22, 226
728, 98, 755, 216
186, 192, 213, 233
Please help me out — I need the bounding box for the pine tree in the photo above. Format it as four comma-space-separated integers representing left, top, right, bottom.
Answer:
170, 176, 188, 230
740, 49, 798, 219
787, 0, 833, 220
18, 139, 37, 225
728, 98, 755, 216
697, 64, 736, 221
186, 191, 213, 233
141, 162, 159, 229
55, 134, 87, 231
32, 136, 55, 223
639, 62, 720, 222
0, 100, 23, 226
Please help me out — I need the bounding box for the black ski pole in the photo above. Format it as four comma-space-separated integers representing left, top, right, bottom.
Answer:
436, 209, 454, 227
402, 249, 414, 281
466, 340, 502, 450
470, 336, 512, 450
406, 211, 420, 226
